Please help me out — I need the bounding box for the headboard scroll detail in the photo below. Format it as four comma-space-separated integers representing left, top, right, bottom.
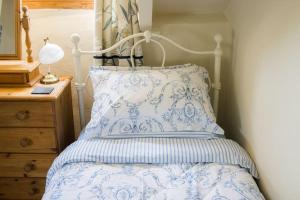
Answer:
71, 31, 223, 130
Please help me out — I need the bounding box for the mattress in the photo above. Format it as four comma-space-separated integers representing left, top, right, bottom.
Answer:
42, 137, 265, 200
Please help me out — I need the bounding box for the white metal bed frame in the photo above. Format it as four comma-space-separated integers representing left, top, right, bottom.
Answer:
71, 30, 223, 130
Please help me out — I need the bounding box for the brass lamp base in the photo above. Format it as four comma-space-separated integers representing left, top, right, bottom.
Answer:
40, 73, 59, 84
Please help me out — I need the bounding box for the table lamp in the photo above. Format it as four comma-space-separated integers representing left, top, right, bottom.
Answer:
39, 38, 64, 84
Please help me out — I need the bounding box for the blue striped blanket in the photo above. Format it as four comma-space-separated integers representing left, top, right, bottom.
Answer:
46, 138, 258, 185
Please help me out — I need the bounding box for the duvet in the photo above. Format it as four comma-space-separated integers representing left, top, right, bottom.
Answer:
43, 137, 265, 200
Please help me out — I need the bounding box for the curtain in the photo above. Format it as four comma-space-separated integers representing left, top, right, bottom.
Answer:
94, 0, 143, 66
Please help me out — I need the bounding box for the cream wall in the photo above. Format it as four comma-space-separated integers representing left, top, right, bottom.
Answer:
23, 9, 232, 137
153, 0, 229, 14
225, 1, 300, 199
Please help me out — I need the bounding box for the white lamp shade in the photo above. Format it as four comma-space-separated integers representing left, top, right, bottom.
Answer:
39, 43, 64, 65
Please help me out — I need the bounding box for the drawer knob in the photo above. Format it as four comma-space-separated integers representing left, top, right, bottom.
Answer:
20, 137, 33, 147
29, 187, 40, 196
16, 110, 30, 120
24, 163, 36, 172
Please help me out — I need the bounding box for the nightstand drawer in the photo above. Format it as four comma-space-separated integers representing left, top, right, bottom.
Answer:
0, 102, 55, 127
0, 178, 45, 200
0, 154, 56, 177
0, 128, 57, 153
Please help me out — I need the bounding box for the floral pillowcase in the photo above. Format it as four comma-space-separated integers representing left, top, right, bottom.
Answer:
84, 64, 224, 139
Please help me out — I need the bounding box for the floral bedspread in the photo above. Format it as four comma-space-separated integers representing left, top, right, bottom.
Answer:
43, 137, 264, 200
43, 162, 264, 200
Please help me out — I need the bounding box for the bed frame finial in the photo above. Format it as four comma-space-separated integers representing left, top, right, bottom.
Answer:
214, 34, 223, 47
144, 30, 152, 43
71, 33, 81, 49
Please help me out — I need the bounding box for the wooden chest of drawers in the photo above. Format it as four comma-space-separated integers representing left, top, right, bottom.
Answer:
0, 78, 75, 199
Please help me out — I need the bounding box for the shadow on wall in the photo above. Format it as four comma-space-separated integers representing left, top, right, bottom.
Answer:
223, 30, 242, 140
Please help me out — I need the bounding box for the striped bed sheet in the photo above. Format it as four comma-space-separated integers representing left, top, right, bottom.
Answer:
47, 138, 258, 182
43, 137, 265, 200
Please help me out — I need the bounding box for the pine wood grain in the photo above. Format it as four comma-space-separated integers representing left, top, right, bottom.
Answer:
0, 177, 45, 199
54, 82, 75, 152
0, 61, 39, 73
21, 6, 34, 63
0, 154, 56, 177
0, 128, 57, 153
0, 78, 75, 199
22, 0, 93, 9
0, 102, 55, 127
0, 78, 71, 101
0, 60, 41, 85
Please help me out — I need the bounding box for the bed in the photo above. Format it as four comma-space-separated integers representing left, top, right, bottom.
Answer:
42, 31, 265, 200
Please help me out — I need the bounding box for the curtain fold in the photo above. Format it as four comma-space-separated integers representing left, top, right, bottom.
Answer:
94, 0, 143, 66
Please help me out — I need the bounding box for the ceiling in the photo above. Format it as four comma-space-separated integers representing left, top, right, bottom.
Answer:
153, 0, 230, 14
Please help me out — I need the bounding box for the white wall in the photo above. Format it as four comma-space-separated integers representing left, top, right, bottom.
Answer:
225, 1, 300, 199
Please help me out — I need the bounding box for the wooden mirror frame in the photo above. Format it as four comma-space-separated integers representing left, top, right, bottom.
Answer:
0, 0, 21, 60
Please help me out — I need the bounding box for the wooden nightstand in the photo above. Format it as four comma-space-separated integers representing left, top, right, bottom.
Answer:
0, 78, 75, 200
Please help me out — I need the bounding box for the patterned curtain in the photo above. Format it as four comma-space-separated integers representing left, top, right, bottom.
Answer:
94, 0, 143, 66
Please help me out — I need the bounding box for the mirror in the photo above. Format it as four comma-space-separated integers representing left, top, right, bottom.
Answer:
0, 0, 21, 60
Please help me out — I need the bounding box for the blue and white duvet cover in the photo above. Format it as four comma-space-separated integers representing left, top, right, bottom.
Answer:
43, 137, 264, 200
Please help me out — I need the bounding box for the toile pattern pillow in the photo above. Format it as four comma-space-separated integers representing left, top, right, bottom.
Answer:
84, 64, 224, 139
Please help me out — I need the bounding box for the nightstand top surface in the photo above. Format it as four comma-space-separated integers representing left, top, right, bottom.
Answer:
0, 77, 71, 101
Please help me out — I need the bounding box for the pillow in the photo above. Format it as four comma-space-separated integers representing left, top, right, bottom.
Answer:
84, 64, 224, 139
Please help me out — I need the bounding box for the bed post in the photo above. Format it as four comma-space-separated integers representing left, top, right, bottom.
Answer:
213, 34, 223, 120
71, 33, 86, 129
